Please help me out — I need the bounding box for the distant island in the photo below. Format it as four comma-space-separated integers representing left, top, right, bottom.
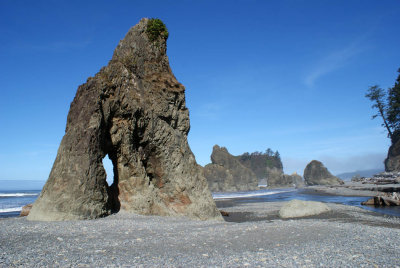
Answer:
203, 145, 304, 192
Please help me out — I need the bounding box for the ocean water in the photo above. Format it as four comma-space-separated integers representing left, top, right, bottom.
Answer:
0, 190, 40, 218
213, 188, 400, 218
1, 186, 399, 218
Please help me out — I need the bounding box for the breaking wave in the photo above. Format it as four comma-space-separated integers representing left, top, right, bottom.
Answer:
0, 193, 39, 197
212, 189, 296, 200
0, 207, 23, 213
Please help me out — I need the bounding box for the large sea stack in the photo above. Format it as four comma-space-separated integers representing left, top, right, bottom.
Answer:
237, 151, 304, 188
203, 145, 259, 192
303, 160, 344, 186
28, 19, 221, 221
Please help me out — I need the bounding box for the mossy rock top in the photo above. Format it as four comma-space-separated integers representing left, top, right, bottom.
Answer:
146, 18, 169, 42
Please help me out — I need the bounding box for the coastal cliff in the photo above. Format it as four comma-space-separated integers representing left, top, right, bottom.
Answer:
203, 145, 259, 192
237, 150, 303, 188
28, 19, 221, 221
204, 146, 304, 191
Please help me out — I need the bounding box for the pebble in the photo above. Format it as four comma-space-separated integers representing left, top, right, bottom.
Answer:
0, 203, 399, 266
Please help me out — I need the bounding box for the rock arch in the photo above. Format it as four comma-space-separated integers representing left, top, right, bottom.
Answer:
28, 18, 221, 221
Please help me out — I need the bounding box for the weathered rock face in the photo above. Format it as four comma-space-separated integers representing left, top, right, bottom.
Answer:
263, 172, 304, 188
203, 145, 259, 192
19, 204, 33, 217
385, 131, 400, 172
236, 151, 303, 187
303, 160, 344, 186
28, 19, 221, 221
237, 152, 283, 180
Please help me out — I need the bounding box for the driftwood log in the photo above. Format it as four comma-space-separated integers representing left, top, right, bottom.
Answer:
362, 192, 400, 206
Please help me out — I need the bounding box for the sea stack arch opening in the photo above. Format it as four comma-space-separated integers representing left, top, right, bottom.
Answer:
102, 154, 120, 214
103, 155, 114, 187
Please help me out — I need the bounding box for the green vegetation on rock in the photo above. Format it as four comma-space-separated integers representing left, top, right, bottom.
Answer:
238, 148, 283, 179
146, 18, 169, 42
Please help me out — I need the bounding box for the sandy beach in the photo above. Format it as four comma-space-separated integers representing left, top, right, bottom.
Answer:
1, 200, 399, 267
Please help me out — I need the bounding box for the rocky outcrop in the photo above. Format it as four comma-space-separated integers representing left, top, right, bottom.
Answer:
265, 172, 304, 188
237, 151, 283, 179
362, 192, 400, 206
385, 131, 400, 171
290, 173, 305, 188
203, 145, 259, 192
279, 200, 331, 218
303, 160, 344, 186
19, 204, 33, 217
28, 19, 221, 221
237, 151, 304, 187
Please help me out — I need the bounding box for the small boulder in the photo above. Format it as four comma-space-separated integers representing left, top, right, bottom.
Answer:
19, 204, 33, 217
279, 199, 331, 218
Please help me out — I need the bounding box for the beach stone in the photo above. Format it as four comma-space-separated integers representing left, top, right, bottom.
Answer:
19, 204, 33, 217
279, 199, 331, 218
203, 145, 259, 192
28, 18, 221, 221
303, 160, 344, 186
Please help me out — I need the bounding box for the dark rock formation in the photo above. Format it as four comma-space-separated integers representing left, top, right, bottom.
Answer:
362, 192, 400, 206
303, 160, 344, 186
28, 18, 221, 221
237, 152, 283, 180
237, 151, 303, 187
385, 131, 400, 172
203, 145, 259, 192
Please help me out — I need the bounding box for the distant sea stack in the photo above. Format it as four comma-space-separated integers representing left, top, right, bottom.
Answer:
203, 146, 304, 191
28, 18, 221, 221
385, 131, 400, 172
237, 150, 304, 188
203, 145, 259, 192
303, 160, 344, 186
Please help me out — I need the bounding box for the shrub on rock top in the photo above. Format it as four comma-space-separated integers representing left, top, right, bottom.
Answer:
146, 18, 169, 42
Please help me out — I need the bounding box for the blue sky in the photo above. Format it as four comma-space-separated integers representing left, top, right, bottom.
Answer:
0, 1, 399, 182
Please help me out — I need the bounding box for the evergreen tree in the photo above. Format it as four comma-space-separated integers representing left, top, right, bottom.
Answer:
365, 85, 393, 139
387, 68, 400, 132
265, 148, 273, 156
274, 150, 280, 160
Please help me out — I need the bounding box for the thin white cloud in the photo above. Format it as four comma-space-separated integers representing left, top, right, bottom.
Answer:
304, 40, 367, 87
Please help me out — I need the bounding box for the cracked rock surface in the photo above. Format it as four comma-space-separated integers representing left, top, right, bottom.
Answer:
28, 18, 221, 221
203, 145, 259, 192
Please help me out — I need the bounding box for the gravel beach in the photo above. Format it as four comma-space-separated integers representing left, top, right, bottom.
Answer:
1, 201, 399, 267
